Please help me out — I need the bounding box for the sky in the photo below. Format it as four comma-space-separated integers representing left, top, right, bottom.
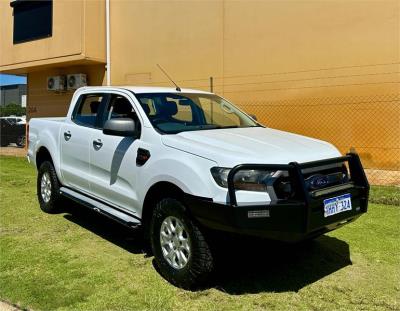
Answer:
0, 74, 27, 86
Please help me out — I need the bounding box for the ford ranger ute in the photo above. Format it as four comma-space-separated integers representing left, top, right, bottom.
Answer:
27, 86, 369, 289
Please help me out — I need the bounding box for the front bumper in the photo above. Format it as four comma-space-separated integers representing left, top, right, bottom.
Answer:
184, 153, 369, 242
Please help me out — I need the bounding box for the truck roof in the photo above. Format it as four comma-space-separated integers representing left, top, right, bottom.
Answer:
79, 86, 213, 95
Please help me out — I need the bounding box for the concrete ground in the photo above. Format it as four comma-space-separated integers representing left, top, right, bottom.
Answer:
365, 169, 400, 186
0, 301, 22, 311
0, 146, 26, 157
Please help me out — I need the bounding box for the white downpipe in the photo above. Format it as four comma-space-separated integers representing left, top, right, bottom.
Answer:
106, 0, 111, 86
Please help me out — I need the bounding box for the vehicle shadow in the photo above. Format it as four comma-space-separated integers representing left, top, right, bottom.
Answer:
211, 234, 351, 294
61, 200, 147, 255
60, 200, 351, 294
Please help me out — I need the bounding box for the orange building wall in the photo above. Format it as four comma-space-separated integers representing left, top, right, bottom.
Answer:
0, 0, 105, 72
27, 65, 105, 118
109, 0, 399, 170
1, 0, 398, 171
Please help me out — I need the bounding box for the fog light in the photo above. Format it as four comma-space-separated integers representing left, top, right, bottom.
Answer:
248, 210, 270, 218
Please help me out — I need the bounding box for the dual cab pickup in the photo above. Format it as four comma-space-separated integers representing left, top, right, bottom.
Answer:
28, 86, 369, 289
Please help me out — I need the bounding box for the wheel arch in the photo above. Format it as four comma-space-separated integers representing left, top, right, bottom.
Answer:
142, 181, 185, 241
36, 146, 54, 169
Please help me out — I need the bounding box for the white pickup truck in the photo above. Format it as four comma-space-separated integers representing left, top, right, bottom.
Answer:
28, 86, 369, 289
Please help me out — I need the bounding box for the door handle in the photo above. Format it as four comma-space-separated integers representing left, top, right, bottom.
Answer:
64, 131, 71, 141
93, 139, 103, 150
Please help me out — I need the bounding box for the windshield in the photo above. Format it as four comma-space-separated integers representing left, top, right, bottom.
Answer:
134, 92, 259, 134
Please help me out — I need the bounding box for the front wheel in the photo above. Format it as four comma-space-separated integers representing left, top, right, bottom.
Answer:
150, 198, 214, 289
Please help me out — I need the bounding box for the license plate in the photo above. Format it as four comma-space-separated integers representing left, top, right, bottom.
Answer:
323, 193, 352, 217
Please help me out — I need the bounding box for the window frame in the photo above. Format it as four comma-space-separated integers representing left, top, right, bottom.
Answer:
98, 93, 143, 138
71, 93, 110, 129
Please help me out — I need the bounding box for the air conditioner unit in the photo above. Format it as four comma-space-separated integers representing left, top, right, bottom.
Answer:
67, 74, 87, 90
47, 76, 66, 91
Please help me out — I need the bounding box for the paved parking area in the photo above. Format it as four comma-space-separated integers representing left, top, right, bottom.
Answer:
0, 301, 22, 311
365, 169, 400, 186
0, 146, 26, 157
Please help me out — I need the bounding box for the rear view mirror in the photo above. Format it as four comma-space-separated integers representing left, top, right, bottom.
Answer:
103, 118, 138, 137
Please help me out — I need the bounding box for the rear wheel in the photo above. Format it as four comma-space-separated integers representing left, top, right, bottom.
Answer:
37, 161, 62, 213
150, 198, 214, 289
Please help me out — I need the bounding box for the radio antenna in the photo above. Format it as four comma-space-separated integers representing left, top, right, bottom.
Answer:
156, 64, 181, 92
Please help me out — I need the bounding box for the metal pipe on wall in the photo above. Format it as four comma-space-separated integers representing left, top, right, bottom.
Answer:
106, 0, 111, 86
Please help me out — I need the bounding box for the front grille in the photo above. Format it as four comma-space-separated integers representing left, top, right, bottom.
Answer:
227, 153, 368, 207
273, 164, 349, 199
303, 165, 349, 191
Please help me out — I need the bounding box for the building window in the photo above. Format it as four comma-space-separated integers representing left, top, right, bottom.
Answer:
10, 0, 52, 44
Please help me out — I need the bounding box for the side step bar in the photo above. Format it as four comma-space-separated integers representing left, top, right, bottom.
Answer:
60, 187, 141, 228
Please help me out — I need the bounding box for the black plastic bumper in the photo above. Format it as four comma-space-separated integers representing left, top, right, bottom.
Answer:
184, 153, 369, 242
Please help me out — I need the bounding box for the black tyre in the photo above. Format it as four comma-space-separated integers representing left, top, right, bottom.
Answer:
16, 135, 25, 147
37, 161, 62, 213
150, 198, 214, 289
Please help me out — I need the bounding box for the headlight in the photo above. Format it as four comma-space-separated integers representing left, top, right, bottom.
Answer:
210, 167, 276, 192
210, 167, 230, 188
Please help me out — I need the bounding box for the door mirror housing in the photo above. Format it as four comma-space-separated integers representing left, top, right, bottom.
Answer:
103, 118, 138, 137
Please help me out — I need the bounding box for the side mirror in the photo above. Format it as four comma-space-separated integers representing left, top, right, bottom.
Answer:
103, 118, 138, 137
249, 114, 258, 121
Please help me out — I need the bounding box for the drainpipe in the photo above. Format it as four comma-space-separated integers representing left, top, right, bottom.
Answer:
106, 0, 111, 86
